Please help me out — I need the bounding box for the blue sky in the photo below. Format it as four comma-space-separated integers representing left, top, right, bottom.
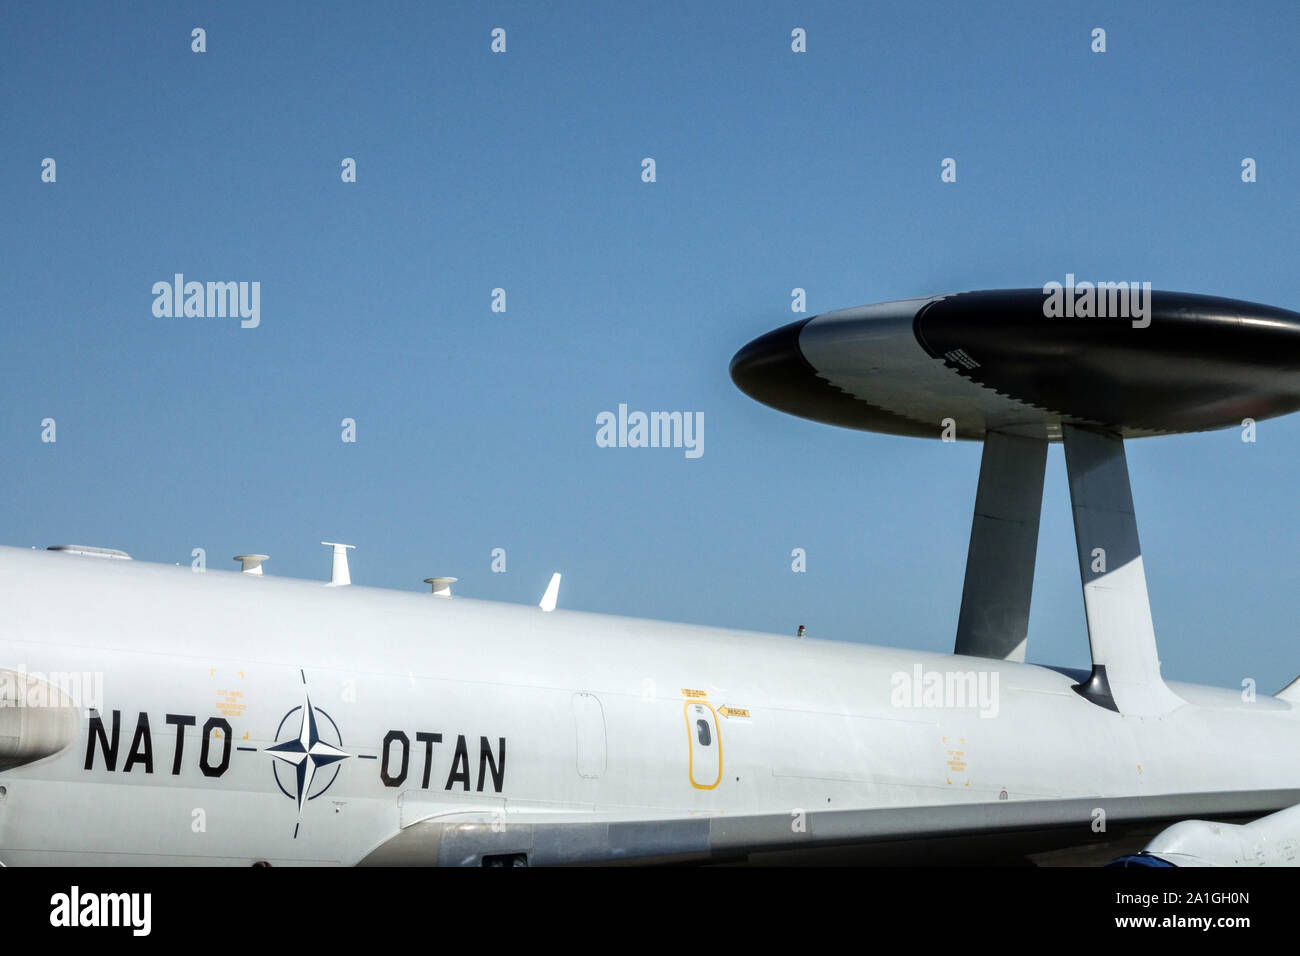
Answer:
3, 1, 1298, 690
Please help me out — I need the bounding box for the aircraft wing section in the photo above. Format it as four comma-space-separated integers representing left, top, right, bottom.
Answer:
358, 788, 1300, 866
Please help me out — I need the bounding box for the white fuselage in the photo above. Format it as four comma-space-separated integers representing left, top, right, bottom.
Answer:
0, 545, 1294, 865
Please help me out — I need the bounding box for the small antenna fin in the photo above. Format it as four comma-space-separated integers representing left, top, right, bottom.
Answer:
539, 572, 561, 612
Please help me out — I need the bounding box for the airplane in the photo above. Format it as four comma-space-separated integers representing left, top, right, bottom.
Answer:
4, 287, 1300, 866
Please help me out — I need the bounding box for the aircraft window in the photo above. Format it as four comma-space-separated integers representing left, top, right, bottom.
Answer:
696, 719, 711, 747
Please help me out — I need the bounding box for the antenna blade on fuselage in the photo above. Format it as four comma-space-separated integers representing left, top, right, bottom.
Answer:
539, 572, 561, 612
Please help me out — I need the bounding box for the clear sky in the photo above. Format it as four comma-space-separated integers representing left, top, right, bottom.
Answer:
3, 2, 1298, 691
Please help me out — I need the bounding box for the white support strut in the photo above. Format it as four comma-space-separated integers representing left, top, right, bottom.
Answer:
1061, 425, 1183, 716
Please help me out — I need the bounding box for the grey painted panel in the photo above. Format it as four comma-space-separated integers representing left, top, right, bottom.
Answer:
954, 431, 1047, 662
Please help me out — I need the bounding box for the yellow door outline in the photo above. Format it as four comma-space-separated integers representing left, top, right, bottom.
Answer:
684, 700, 723, 790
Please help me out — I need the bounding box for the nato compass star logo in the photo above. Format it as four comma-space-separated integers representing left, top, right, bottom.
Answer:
264, 670, 350, 838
